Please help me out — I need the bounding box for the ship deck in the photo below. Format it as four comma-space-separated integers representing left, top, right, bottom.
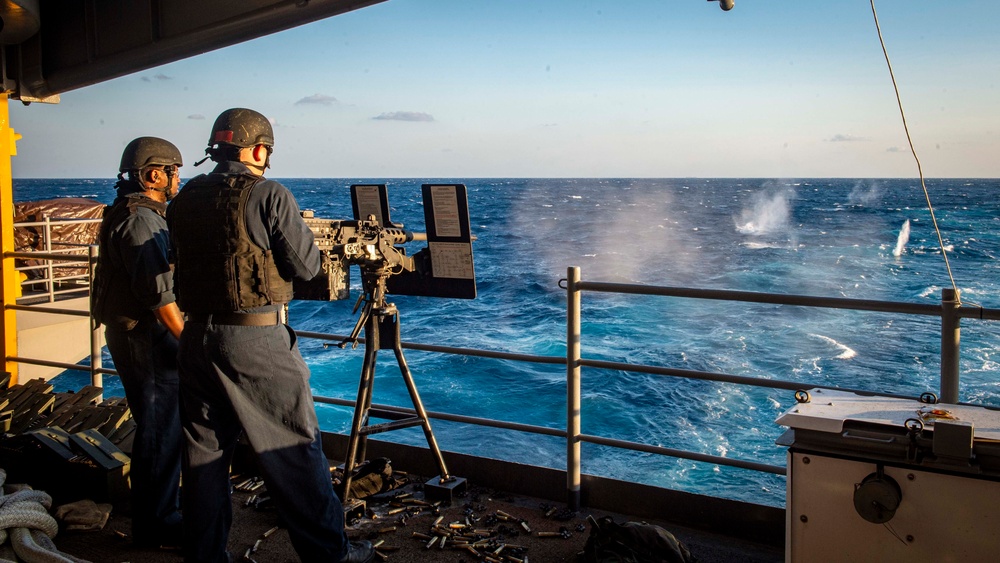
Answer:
53, 462, 784, 563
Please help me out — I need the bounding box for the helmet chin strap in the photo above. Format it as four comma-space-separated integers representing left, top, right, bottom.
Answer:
146, 166, 177, 201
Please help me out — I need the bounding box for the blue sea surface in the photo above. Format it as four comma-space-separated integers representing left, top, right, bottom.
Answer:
16, 177, 1000, 508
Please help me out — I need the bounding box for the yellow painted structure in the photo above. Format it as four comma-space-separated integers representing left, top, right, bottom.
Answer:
1, 94, 21, 384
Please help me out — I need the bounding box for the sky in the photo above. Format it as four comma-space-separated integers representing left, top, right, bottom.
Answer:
8, 0, 1000, 179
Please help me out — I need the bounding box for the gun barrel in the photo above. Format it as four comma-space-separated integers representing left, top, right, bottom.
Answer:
383, 228, 426, 243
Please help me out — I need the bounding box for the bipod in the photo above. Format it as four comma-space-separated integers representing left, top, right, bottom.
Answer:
338, 268, 466, 504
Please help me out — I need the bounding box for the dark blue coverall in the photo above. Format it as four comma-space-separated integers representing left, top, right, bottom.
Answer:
171, 161, 349, 563
98, 188, 183, 544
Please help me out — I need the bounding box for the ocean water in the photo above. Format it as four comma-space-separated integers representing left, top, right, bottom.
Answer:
15, 177, 1000, 508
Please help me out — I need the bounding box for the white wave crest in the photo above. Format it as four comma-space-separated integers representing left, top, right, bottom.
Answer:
809, 333, 857, 360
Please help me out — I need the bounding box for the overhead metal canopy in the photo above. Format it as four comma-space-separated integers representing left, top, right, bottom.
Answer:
0, 0, 386, 103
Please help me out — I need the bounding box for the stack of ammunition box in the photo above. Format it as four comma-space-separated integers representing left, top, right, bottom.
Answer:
0, 378, 133, 507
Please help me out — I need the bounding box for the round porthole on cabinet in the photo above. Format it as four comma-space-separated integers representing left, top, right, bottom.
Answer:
854, 470, 902, 524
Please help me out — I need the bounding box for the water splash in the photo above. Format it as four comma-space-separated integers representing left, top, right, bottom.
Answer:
735, 189, 791, 235
892, 219, 911, 257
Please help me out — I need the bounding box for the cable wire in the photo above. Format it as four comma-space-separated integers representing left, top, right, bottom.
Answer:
870, 0, 962, 305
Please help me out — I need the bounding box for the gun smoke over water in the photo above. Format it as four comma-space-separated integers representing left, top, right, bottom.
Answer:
511, 181, 705, 285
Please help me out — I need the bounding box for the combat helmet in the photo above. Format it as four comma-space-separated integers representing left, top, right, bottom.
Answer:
208, 108, 274, 148
119, 136, 183, 172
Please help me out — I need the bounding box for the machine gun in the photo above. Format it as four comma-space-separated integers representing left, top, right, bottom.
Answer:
293, 214, 427, 302
295, 184, 475, 506
294, 183, 476, 303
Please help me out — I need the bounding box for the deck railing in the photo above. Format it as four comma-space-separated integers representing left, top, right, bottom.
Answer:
5, 256, 1000, 509
4, 245, 106, 391
12, 217, 101, 302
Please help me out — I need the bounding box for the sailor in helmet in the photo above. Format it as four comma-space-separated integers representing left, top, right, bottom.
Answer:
91, 136, 185, 548
167, 108, 374, 563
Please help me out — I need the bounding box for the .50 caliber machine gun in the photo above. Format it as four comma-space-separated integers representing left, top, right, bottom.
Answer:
295, 184, 476, 507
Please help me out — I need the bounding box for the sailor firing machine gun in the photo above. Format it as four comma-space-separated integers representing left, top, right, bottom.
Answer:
294, 183, 476, 511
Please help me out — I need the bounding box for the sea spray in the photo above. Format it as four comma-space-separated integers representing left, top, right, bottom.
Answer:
734, 187, 792, 235
893, 219, 911, 257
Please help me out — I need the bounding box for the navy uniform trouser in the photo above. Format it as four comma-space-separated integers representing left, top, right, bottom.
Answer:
104, 317, 183, 538
177, 320, 348, 563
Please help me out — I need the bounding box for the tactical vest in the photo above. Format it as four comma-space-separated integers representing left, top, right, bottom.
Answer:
91, 193, 168, 330
168, 173, 293, 313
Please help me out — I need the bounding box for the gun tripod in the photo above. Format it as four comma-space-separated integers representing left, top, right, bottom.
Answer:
337, 265, 465, 504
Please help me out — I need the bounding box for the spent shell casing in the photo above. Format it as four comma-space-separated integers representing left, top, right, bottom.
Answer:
536, 531, 562, 537
387, 507, 407, 515
432, 515, 444, 527
520, 521, 532, 533
263, 526, 280, 538
252, 539, 263, 552
377, 527, 397, 534
411, 532, 432, 540
373, 551, 388, 561
425, 536, 439, 549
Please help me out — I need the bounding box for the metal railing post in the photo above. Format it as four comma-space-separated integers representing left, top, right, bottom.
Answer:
567, 266, 582, 510
940, 288, 961, 403
44, 217, 55, 302
88, 245, 103, 397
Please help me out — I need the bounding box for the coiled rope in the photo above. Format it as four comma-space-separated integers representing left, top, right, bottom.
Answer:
0, 469, 89, 563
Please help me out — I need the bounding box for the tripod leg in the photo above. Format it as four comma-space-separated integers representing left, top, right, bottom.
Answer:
389, 315, 452, 482
339, 308, 380, 500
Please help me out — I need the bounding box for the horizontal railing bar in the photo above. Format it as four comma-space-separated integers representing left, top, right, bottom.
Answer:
14, 219, 101, 227
575, 281, 946, 317
5, 251, 93, 262
578, 358, 922, 401
295, 331, 924, 403
295, 330, 565, 365
7, 355, 117, 376
4, 304, 90, 317
959, 306, 1000, 321
313, 396, 567, 438
578, 433, 786, 476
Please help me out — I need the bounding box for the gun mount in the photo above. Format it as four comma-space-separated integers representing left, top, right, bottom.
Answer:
295, 184, 475, 506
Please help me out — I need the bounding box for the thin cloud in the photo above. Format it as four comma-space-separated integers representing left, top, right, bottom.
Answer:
140, 73, 173, 82
886, 146, 901, 152
827, 134, 867, 142
188, 114, 206, 120
372, 111, 434, 122
295, 94, 338, 106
